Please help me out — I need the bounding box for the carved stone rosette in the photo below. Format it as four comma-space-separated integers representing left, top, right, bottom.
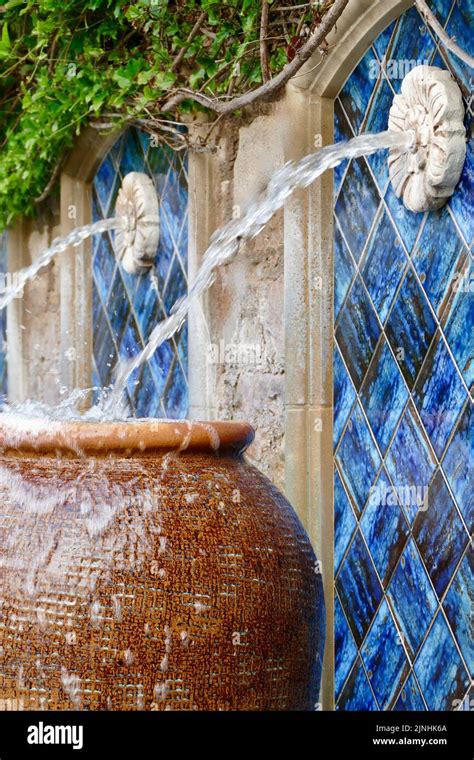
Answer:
388, 65, 466, 213
115, 172, 160, 274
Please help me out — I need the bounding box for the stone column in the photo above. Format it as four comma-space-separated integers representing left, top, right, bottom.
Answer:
283, 83, 335, 710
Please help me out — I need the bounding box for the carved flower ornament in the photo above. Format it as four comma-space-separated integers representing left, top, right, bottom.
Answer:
115, 172, 160, 274
388, 65, 466, 213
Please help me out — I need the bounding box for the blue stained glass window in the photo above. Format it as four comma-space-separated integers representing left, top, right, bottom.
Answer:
0, 232, 7, 398
334, 0, 472, 711
92, 128, 188, 418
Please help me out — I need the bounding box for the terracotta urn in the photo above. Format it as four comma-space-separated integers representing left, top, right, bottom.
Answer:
0, 419, 325, 711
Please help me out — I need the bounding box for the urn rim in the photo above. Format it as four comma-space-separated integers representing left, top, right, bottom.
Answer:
0, 417, 255, 456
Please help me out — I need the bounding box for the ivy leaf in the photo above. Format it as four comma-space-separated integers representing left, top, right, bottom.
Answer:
189, 68, 206, 88
137, 69, 154, 85
3, 0, 25, 9
153, 71, 176, 90
241, 13, 256, 34
112, 71, 131, 89
2, 23, 11, 48
0, 23, 11, 57
113, 59, 143, 88
241, 0, 255, 12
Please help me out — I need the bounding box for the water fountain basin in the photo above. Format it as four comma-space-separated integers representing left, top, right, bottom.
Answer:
0, 418, 325, 711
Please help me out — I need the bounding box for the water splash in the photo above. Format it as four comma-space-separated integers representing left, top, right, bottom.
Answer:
0, 455, 163, 599
0, 388, 131, 424
102, 129, 413, 417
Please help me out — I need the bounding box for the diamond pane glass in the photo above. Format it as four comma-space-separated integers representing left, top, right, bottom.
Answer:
334, 1, 472, 711
92, 128, 188, 418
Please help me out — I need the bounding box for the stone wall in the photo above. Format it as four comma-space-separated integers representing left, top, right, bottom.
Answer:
202, 108, 289, 492
23, 244, 61, 406
7, 201, 62, 408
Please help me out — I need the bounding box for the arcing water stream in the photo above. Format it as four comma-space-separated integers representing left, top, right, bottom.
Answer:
104, 129, 413, 416
0, 129, 413, 422
0, 218, 119, 310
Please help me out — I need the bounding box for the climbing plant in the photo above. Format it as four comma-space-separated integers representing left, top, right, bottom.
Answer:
0, 0, 350, 230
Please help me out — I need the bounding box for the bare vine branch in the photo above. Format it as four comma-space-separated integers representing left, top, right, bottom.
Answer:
171, 11, 207, 73
34, 159, 63, 204
260, 1, 270, 83
415, 0, 474, 69
162, 0, 350, 114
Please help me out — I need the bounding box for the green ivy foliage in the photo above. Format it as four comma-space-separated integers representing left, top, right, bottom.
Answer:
0, 0, 323, 230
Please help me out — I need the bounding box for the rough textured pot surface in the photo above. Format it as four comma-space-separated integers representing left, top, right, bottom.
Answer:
0, 420, 325, 711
